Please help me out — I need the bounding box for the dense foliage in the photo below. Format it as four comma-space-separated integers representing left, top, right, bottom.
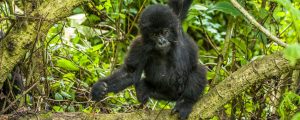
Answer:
0, 0, 299, 119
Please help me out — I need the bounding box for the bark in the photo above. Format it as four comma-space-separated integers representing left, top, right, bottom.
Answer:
0, 0, 86, 88
1, 111, 178, 120
189, 53, 297, 119
1, 53, 298, 120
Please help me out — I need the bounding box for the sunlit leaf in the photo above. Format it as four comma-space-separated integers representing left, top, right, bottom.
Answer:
283, 44, 300, 66
96, 4, 104, 10
82, 106, 93, 113
292, 112, 300, 120
53, 106, 64, 112
56, 58, 79, 71
104, 0, 112, 11
273, 0, 300, 38
278, 92, 300, 119
92, 44, 103, 52
63, 73, 76, 80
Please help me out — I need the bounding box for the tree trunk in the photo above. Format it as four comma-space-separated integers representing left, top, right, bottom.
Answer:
0, 0, 85, 89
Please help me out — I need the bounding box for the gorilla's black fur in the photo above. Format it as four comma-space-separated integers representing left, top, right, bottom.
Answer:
91, 0, 207, 119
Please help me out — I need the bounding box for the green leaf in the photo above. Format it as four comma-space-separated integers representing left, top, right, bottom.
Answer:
292, 112, 300, 120
273, 0, 300, 35
56, 58, 79, 71
258, 8, 268, 19
92, 44, 103, 52
208, 1, 242, 17
76, 26, 106, 39
51, 82, 60, 91
206, 71, 215, 80
55, 93, 63, 100
124, 90, 130, 98
258, 32, 267, 45
96, 5, 104, 10
82, 14, 101, 26
67, 106, 76, 112
230, 38, 247, 53
278, 92, 300, 119
73, 7, 84, 14
61, 91, 72, 99
82, 106, 93, 113
26, 95, 32, 105
53, 106, 64, 112
78, 55, 89, 66
104, 0, 112, 10
283, 44, 300, 66
119, 13, 126, 19
191, 4, 208, 11
63, 73, 75, 80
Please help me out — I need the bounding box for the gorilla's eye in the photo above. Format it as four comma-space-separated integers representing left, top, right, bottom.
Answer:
152, 33, 158, 37
162, 29, 169, 35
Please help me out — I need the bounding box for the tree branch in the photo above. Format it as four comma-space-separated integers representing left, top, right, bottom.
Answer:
2, 53, 298, 119
2, 111, 179, 120
189, 53, 296, 119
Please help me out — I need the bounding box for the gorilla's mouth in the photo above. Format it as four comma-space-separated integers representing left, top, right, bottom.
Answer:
156, 42, 171, 54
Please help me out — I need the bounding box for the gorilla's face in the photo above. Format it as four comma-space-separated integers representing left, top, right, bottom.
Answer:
139, 4, 179, 53
150, 28, 171, 50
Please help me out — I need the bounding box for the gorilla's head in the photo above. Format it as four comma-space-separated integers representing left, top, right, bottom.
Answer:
139, 5, 179, 53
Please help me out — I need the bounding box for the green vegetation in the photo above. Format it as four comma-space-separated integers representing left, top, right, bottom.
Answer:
0, 0, 299, 119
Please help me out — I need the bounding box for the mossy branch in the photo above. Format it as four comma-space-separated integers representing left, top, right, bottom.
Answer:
2, 53, 298, 119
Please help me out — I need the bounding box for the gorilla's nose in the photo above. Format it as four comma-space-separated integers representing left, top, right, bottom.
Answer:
158, 37, 167, 45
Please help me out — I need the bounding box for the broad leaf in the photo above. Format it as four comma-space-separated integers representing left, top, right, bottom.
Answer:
57, 58, 79, 71
208, 1, 242, 17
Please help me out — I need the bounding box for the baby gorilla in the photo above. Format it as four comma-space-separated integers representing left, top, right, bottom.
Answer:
91, 1, 207, 119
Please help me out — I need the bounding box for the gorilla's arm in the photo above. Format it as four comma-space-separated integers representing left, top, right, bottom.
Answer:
168, 0, 193, 21
91, 38, 148, 101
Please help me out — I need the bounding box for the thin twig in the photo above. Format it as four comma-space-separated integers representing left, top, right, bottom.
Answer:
213, 17, 235, 85
230, 0, 288, 47
126, 0, 148, 36
0, 81, 39, 114
279, 23, 293, 36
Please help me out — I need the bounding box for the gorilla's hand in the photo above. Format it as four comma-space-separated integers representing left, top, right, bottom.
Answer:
91, 81, 108, 101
